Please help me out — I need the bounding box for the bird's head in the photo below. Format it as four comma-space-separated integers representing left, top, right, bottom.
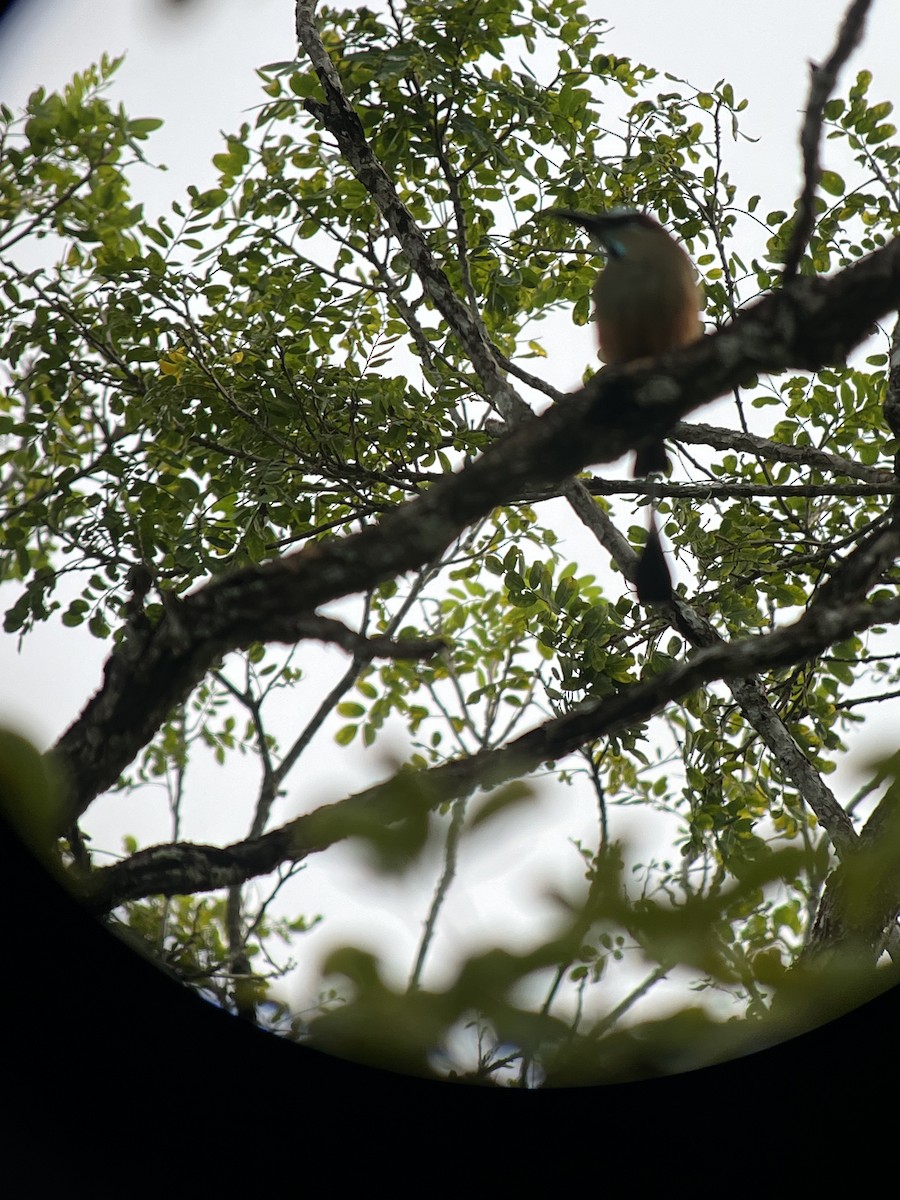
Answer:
550, 208, 665, 259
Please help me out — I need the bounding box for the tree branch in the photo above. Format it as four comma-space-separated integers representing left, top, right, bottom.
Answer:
548, 480, 900, 501
782, 0, 874, 280
670, 420, 892, 485
283, 614, 447, 661
295, 0, 530, 424
83, 584, 900, 915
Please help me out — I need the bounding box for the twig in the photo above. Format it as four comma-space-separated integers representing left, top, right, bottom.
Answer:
782, 0, 874, 280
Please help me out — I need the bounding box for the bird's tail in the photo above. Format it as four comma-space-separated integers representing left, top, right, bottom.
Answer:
634, 473, 673, 604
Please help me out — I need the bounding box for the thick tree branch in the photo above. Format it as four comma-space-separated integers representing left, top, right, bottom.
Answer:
83, 578, 900, 916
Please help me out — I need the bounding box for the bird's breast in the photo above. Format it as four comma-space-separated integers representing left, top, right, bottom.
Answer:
592, 262, 701, 365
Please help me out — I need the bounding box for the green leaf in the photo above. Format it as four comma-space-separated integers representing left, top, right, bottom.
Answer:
819, 170, 845, 196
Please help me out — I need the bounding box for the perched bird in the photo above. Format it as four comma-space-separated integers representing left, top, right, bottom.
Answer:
552, 208, 703, 601
552, 208, 703, 476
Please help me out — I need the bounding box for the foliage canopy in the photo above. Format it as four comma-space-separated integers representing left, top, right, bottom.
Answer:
2, 0, 900, 1085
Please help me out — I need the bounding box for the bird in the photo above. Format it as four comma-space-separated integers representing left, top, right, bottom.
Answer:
551, 208, 703, 601
551, 208, 703, 476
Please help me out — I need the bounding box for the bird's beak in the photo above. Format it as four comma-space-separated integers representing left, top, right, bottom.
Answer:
550, 208, 599, 229
548, 208, 615, 247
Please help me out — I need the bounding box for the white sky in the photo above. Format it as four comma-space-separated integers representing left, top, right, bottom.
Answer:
1, 0, 898, 1056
